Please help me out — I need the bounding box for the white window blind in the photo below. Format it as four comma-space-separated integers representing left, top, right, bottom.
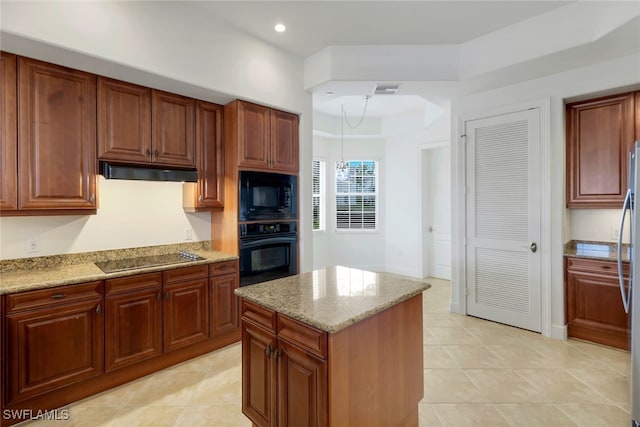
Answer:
312, 160, 325, 231
335, 160, 377, 230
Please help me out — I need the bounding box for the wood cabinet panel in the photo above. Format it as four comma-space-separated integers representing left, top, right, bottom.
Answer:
209, 260, 238, 277
104, 272, 162, 295
6, 298, 103, 405
189, 101, 224, 209
565, 257, 631, 350
152, 90, 195, 168
6, 281, 102, 313
162, 264, 208, 285
98, 77, 151, 163
277, 315, 327, 359
17, 57, 97, 210
566, 92, 635, 208
242, 321, 276, 427
210, 272, 239, 337
237, 101, 271, 170
105, 288, 162, 371
1, 51, 17, 211
270, 110, 299, 173
163, 278, 209, 352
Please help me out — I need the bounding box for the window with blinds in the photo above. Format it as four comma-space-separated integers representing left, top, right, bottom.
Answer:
312, 160, 325, 231
336, 160, 377, 230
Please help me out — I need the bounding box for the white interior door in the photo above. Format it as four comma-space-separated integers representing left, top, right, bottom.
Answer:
465, 109, 541, 332
426, 147, 452, 280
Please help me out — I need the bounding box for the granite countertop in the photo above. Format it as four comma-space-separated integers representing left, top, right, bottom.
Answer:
0, 243, 237, 295
564, 240, 630, 262
235, 266, 430, 333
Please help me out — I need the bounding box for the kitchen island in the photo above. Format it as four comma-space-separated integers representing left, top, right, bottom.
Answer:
235, 266, 430, 427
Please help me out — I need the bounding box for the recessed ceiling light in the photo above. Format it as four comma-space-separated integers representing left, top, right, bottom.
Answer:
274, 23, 286, 33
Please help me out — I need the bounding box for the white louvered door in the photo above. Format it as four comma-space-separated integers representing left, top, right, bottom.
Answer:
465, 109, 541, 332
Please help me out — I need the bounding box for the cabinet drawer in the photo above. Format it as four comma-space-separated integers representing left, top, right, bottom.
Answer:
277, 314, 327, 359
241, 299, 276, 333
105, 272, 162, 296
566, 257, 628, 276
163, 264, 208, 285
6, 281, 103, 314
209, 260, 238, 276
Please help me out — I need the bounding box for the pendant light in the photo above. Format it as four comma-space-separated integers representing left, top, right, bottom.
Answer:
336, 95, 371, 181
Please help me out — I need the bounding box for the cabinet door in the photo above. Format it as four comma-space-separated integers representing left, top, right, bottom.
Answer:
242, 321, 277, 427
277, 339, 327, 427
237, 101, 271, 170
152, 90, 195, 167
1, 52, 17, 211
163, 278, 209, 352
566, 269, 631, 350
195, 101, 224, 208
98, 77, 152, 164
210, 272, 239, 337
105, 289, 162, 371
6, 298, 103, 405
18, 57, 97, 210
566, 92, 635, 208
271, 110, 299, 174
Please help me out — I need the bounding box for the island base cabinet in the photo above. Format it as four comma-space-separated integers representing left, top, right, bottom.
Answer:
242, 321, 276, 427
240, 294, 423, 427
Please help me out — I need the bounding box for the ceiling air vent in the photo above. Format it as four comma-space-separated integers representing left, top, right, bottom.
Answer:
373, 84, 401, 95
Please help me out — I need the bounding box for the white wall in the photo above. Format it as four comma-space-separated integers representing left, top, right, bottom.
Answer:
312, 114, 386, 271
0, 178, 210, 259
568, 209, 629, 244
0, 1, 313, 270
451, 52, 640, 338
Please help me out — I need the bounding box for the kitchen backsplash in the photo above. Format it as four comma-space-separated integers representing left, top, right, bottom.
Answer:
568, 208, 629, 243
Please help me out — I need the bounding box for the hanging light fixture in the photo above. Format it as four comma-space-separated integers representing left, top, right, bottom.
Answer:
337, 95, 370, 181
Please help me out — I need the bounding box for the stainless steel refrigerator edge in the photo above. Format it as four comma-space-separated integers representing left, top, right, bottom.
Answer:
618, 140, 640, 427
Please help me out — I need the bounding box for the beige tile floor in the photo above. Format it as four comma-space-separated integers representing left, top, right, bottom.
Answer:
22, 278, 630, 427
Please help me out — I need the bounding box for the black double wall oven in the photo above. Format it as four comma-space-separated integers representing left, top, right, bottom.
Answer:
239, 171, 298, 287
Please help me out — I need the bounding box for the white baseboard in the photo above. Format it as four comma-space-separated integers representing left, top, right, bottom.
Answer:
551, 324, 568, 340
449, 301, 462, 314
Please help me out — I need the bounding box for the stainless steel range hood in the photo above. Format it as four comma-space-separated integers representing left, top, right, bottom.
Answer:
100, 162, 198, 182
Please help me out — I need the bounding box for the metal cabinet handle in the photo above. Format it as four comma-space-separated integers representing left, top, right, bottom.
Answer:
165, 292, 170, 300
51, 294, 66, 300
146, 149, 152, 157
90, 194, 95, 203
265, 344, 272, 359
198, 195, 203, 204
154, 150, 159, 158
157, 293, 161, 301
274, 348, 281, 360
96, 304, 101, 314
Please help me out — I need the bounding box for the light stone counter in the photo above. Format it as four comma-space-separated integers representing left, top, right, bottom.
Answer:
0, 245, 237, 295
234, 266, 430, 333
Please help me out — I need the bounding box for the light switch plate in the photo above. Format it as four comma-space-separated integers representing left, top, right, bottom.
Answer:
26, 238, 40, 253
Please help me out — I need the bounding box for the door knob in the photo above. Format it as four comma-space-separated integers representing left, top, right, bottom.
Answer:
530, 242, 538, 253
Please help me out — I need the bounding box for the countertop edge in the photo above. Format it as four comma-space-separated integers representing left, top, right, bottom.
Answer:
237, 283, 430, 333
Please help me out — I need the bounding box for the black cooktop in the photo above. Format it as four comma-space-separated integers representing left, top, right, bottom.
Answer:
95, 251, 205, 274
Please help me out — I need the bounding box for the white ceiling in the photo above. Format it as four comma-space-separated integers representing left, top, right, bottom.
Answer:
195, 1, 570, 58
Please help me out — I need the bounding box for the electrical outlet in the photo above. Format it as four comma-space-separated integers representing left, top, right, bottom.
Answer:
26, 238, 40, 253
185, 228, 193, 241
611, 227, 620, 240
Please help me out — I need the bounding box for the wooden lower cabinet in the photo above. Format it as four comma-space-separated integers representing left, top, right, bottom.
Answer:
163, 277, 209, 352
1, 260, 240, 427
105, 273, 163, 371
241, 296, 422, 427
565, 257, 631, 349
5, 282, 104, 406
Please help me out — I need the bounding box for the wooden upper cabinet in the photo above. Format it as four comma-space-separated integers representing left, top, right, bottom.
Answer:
271, 109, 299, 173
98, 77, 152, 163
237, 101, 271, 169
234, 100, 299, 174
184, 101, 224, 211
152, 90, 195, 168
566, 92, 635, 208
18, 57, 97, 210
1, 51, 17, 211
